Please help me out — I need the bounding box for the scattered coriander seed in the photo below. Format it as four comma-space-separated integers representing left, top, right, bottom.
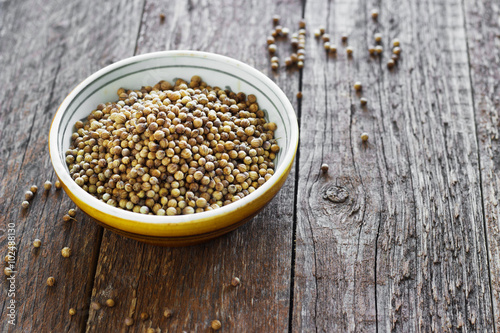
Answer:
91, 302, 101, 311
297, 61, 304, 69
368, 47, 376, 55
393, 47, 401, 55
360, 97, 368, 106
4, 267, 12, 276
391, 54, 399, 62
371, 9, 379, 20
266, 36, 275, 45
275, 25, 283, 36
361, 133, 369, 142
271, 62, 279, 70
25, 190, 34, 201
299, 19, 306, 28
147, 328, 155, 333
33, 239, 41, 248
231, 277, 241, 286
159, 13, 165, 22
346, 46, 353, 56
374, 33, 382, 43
61, 247, 71, 258
393, 38, 400, 47
270, 56, 279, 63
297, 91, 303, 99
341, 34, 348, 43
30, 185, 38, 194
125, 317, 134, 326
21, 201, 30, 209
321, 163, 329, 173
284, 57, 292, 66
375, 45, 383, 54
282, 27, 289, 36
322, 34, 330, 42
268, 44, 277, 53
46, 276, 55, 286
163, 308, 173, 318
140, 312, 149, 321
55, 180, 62, 189
313, 29, 321, 38
5, 255, 11, 263
272, 15, 280, 25
69, 308, 76, 316
68, 208, 77, 217
106, 299, 115, 307
354, 82, 362, 91
211, 320, 222, 330
323, 42, 331, 51
63, 214, 72, 222
44, 181, 52, 191
319, 26, 325, 34
387, 59, 395, 69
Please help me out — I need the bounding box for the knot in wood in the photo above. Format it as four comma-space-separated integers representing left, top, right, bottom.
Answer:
323, 185, 349, 203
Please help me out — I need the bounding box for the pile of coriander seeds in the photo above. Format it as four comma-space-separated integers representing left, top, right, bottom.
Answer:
65, 76, 280, 216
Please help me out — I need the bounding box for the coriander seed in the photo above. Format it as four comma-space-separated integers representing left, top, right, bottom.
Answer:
282, 27, 289, 36
25, 190, 34, 201
323, 42, 330, 51
106, 299, 116, 307
272, 15, 280, 25
125, 317, 134, 326
164, 308, 173, 318
271, 62, 279, 70
68, 208, 77, 217
346, 46, 353, 56
33, 239, 41, 248
341, 34, 348, 43
368, 47, 376, 55
231, 277, 241, 286
284, 57, 292, 66
371, 9, 379, 19
211, 320, 222, 330
297, 91, 303, 99
322, 34, 330, 42
374, 33, 382, 43
329, 44, 337, 54
4, 267, 12, 276
299, 19, 306, 28
375, 45, 383, 54
63, 214, 72, 222
47, 277, 55, 286
313, 29, 321, 38
393, 38, 400, 47
387, 59, 395, 69
69, 308, 76, 316
30, 185, 38, 194
61, 247, 71, 258
354, 82, 362, 91
297, 61, 304, 69
140, 312, 149, 321
91, 302, 101, 311
159, 13, 165, 22
266, 36, 275, 45
319, 26, 325, 34
21, 201, 29, 209
361, 133, 369, 142
44, 181, 52, 191
321, 163, 329, 173
393, 47, 401, 55
360, 97, 368, 106
55, 180, 62, 190
268, 44, 277, 53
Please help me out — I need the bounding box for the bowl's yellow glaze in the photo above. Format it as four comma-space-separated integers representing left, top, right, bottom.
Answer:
49, 51, 299, 246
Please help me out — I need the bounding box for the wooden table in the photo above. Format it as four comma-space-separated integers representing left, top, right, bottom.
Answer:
1, 0, 499, 331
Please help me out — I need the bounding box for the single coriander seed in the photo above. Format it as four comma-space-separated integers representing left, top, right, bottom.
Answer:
44, 181, 52, 191
298, 19, 306, 29
322, 34, 330, 42
354, 82, 362, 91
91, 302, 101, 311
68, 208, 77, 217
341, 34, 348, 43
374, 33, 382, 43
393, 38, 400, 47
272, 14, 280, 25
4, 267, 13, 276
361, 133, 369, 142
61, 247, 71, 258
55, 180, 62, 190
323, 42, 330, 51
25, 190, 34, 201
69, 308, 76, 316
271, 62, 279, 70
368, 47, 376, 55
33, 239, 41, 248
163, 308, 173, 318
375, 45, 383, 54
106, 299, 115, 307
284, 57, 292, 67
140, 312, 149, 321
346, 46, 353, 56
211, 320, 222, 330
147, 329, 155, 333
46, 276, 55, 286
231, 277, 241, 286
268, 44, 277, 54
297, 91, 303, 99
125, 317, 134, 326
319, 26, 325, 34
393, 47, 401, 55
371, 9, 379, 20
297, 61, 304, 69
321, 163, 329, 173
387, 59, 395, 69
329, 44, 337, 54
30, 185, 38, 194
63, 214, 72, 222
266, 36, 275, 45
282, 27, 289, 36
391, 54, 399, 62
313, 29, 321, 38
360, 97, 368, 106
21, 201, 30, 209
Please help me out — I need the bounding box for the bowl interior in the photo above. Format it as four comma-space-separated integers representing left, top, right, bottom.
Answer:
51, 51, 298, 233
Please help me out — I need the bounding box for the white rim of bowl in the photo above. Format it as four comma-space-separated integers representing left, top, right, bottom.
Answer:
49, 50, 299, 229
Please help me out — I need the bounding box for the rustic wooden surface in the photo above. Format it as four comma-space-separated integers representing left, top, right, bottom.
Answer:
0, 0, 499, 332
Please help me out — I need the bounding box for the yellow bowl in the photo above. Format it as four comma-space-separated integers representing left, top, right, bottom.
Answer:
49, 51, 298, 246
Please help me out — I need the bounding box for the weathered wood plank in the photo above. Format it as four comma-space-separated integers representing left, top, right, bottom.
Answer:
85, 0, 300, 332
0, 0, 144, 331
464, 0, 500, 329
293, 0, 493, 331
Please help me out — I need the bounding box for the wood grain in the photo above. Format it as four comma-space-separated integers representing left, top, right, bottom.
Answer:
85, 0, 300, 332
293, 0, 493, 331
464, 0, 500, 329
0, 0, 143, 331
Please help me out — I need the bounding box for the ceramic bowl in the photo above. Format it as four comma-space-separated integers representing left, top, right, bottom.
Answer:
49, 50, 298, 246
